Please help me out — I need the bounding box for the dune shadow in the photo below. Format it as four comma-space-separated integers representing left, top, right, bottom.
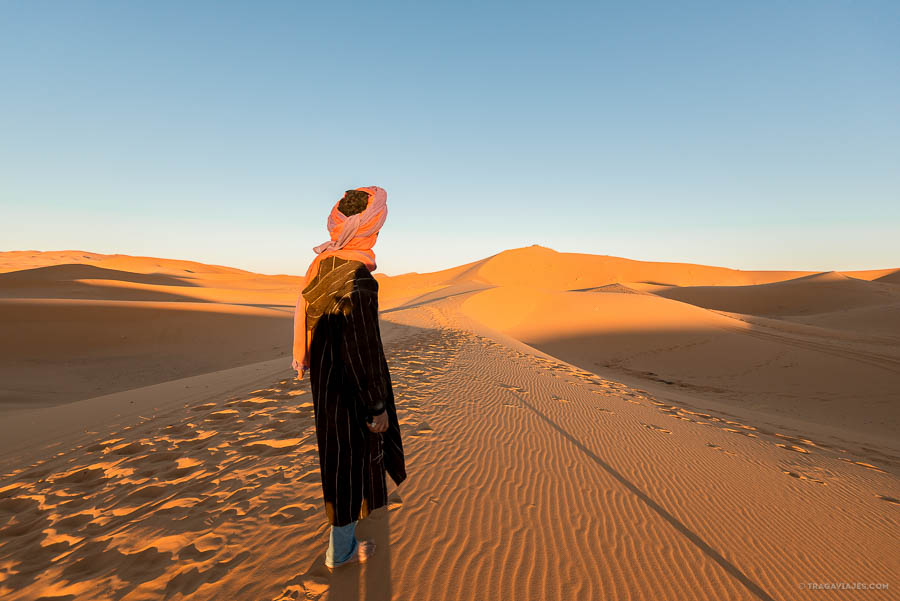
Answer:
518, 315, 900, 451
0, 264, 202, 287
381, 285, 495, 315
318, 505, 392, 601
506, 388, 777, 601
0, 264, 210, 303
274, 505, 393, 601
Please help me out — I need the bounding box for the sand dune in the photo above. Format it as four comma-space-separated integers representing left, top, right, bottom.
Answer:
0, 250, 264, 277
787, 302, 900, 337
654, 271, 900, 316
0, 247, 897, 600
445, 245, 815, 289
0, 251, 302, 409
843, 267, 900, 284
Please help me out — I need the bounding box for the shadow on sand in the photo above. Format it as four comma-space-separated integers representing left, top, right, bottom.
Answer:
506, 387, 777, 601
276, 503, 393, 601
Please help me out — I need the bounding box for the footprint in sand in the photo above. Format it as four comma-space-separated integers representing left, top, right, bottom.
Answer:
641, 422, 671, 434
164, 551, 251, 598
498, 382, 528, 394
838, 457, 887, 473
774, 432, 817, 447
775, 443, 810, 454
782, 470, 827, 485
226, 397, 279, 409
50, 466, 110, 488
268, 502, 317, 524
273, 574, 329, 601
109, 441, 147, 456
191, 402, 218, 412
723, 428, 758, 438
410, 421, 434, 438
242, 438, 304, 456
84, 437, 124, 453
206, 409, 240, 422
706, 443, 736, 456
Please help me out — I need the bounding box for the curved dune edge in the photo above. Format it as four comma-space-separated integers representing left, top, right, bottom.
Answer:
653, 271, 900, 316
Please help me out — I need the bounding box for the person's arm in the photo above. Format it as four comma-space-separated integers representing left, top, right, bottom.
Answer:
339, 287, 389, 419
291, 291, 309, 374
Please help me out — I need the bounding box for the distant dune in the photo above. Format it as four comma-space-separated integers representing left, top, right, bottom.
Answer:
0, 250, 303, 408
653, 270, 900, 316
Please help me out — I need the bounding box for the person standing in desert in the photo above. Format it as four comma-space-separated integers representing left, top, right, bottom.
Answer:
292, 186, 407, 570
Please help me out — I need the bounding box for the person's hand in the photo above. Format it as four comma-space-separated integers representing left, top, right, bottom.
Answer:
292, 358, 307, 380
367, 411, 388, 433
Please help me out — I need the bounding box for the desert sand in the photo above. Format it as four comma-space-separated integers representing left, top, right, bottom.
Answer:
0, 245, 898, 600
0, 251, 303, 409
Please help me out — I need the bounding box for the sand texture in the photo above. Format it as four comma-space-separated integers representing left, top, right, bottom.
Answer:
0, 246, 897, 600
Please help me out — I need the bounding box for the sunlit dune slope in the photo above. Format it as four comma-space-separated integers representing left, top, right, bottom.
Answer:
449, 244, 815, 289
376, 244, 819, 310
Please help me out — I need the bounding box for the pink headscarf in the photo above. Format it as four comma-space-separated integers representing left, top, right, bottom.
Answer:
292, 186, 388, 373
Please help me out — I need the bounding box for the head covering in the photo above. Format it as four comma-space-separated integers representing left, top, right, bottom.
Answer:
292, 186, 388, 372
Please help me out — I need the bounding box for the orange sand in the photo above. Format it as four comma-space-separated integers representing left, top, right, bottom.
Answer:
0, 251, 302, 408
0, 246, 897, 601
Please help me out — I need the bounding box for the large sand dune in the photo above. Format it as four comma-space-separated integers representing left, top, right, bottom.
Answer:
0, 251, 302, 409
0, 247, 897, 600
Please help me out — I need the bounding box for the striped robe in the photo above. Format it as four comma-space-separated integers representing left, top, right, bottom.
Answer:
302, 255, 407, 527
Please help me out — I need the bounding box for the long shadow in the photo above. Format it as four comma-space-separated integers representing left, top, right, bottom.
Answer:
506, 388, 778, 601
361, 505, 392, 600
323, 504, 392, 600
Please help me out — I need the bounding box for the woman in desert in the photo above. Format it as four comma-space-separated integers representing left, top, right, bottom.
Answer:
292, 186, 407, 569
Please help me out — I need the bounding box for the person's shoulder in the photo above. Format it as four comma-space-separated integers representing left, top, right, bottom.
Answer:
344, 261, 378, 292
337, 287, 377, 322
302, 258, 374, 307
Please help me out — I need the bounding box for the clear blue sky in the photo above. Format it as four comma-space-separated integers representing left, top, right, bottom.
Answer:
1, 1, 898, 276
